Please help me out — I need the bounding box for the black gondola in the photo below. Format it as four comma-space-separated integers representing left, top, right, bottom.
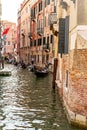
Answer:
34, 68, 49, 77
34, 65, 49, 77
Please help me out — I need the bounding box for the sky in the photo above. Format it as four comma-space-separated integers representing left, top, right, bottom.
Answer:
2, 0, 23, 23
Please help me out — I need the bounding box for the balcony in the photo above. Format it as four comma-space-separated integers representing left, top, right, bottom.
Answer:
43, 44, 50, 52
37, 28, 43, 36
28, 32, 33, 39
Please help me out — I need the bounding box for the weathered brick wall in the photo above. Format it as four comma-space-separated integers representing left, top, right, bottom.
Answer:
68, 49, 87, 116
57, 31, 87, 127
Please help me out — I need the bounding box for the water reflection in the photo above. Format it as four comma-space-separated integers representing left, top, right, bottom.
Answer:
0, 64, 83, 130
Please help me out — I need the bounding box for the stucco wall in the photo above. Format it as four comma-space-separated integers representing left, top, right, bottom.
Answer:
77, 0, 87, 25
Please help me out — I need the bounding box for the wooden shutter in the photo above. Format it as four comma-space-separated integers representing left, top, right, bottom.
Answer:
58, 18, 65, 53
58, 16, 69, 54
64, 16, 69, 54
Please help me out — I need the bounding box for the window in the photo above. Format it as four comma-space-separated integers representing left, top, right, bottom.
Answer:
66, 70, 68, 87
38, 1, 42, 12
46, 54, 49, 62
34, 7, 35, 17
47, 0, 50, 5
38, 38, 42, 46
31, 8, 36, 18
8, 41, 10, 45
30, 40, 33, 47
45, 0, 46, 7
37, 19, 43, 29
4, 41, 6, 45
34, 40, 36, 46
4, 48, 6, 52
50, 35, 53, 43
43, 37, 46, 45
47, 36, 49, 43
45, 0, 50, 7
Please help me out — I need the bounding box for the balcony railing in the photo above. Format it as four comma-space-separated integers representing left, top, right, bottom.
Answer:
43, 44, 50, 52
37, 28, 43, 36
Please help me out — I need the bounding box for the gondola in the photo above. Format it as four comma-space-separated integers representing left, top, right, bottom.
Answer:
34, 65, 49, 77
34, 68, 49, 77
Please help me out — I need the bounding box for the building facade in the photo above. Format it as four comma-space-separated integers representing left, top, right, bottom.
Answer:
19, 0, 55, 66
19, 0, 30, 64
1, 20, 17, 59
17, 9, 21, 58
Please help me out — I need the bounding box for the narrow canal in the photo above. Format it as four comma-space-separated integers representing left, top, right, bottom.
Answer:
0, 64, 83, 130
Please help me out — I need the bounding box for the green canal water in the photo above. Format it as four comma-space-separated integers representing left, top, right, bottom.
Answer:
0, 64, 83, 130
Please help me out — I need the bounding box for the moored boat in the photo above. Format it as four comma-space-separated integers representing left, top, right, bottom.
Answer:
34, 65, 49, 77
0, 70, 11, 76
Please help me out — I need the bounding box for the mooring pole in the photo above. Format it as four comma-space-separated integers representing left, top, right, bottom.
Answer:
52, 58, 58, 89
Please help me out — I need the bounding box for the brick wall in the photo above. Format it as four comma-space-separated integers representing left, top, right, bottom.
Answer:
57, 32, 87, 127
68, 49, 87, 116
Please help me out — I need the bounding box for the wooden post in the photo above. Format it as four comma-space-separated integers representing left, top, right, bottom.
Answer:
52, 58, 58, 89
2, 57, 4, 69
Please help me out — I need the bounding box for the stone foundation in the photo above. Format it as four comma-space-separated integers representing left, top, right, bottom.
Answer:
56, 81, 87, 129
64, 100, 87, 129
